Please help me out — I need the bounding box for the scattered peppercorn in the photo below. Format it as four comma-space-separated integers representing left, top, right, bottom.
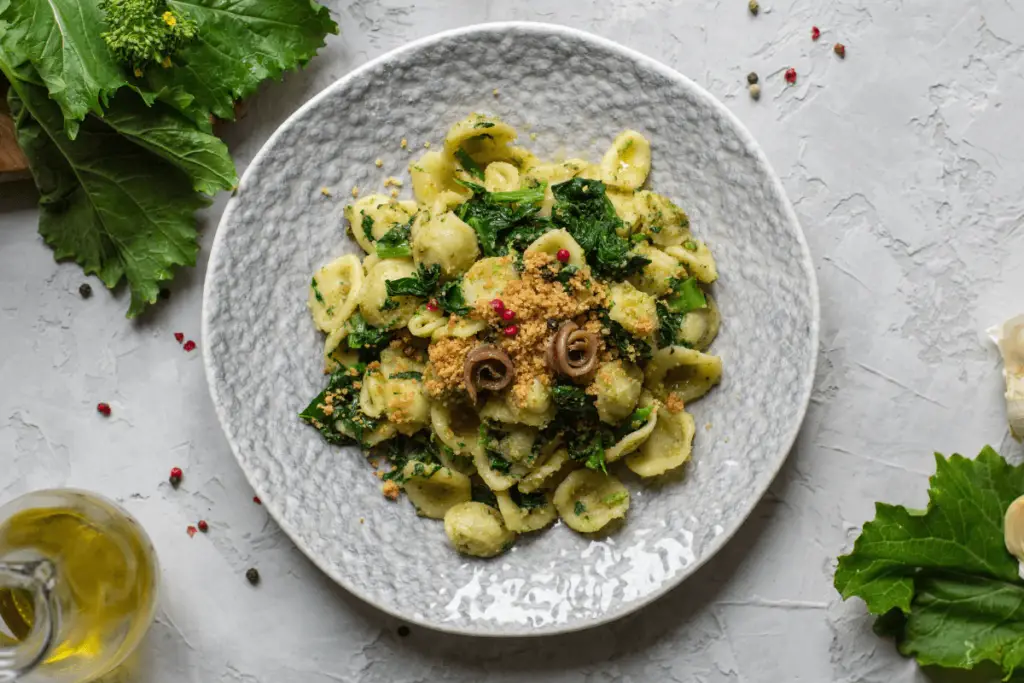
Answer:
503, 324, 519, 337
186, 525, 197, 538
784, 68, 797, 84
159, 288, 171, 300
834, 43, 846, 58
749, 84, 761, 100
811, 26, 821, 41
174, 332, 184, 343
556, 248, 570, 263
501, 309, 516, 322
169, 467, 183, 487
748, 0, 759, 15
746, 72, 759, 85
79, 283, 92, 298
183, 340, 197, 352
397, 625, 410, 637
253, 496, 262, 505
96, 402, 112, 416
425, 299, 439, 312
197, 520, 209, 533
490, 298, 505, 315
245, 568, 260, 585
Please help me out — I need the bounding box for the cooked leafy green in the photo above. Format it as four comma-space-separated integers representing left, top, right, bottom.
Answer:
377, 432, 441, 483
665, 276, 707, 314
550, 178, 650, 281
390, 371, 423, 381
454, 148, 484, 180
471, 482, 498, 508
835, 447, 1024, 679
455, 183, 551, 257
299, 364, 378, 446
385, 263, 441, 299
603, 491, 628, 506
437, 279, 471, 316
566, 425, 610, 474
550, 384, 596, 418
361, 213, 375, 243
343, 313, 390, 352
656, 302, 684, 348
574, 500, 587, 516
479, 421, 514, 474
600, 311, 652, 361
375, 220, 412, 259
511, 489, 547, 510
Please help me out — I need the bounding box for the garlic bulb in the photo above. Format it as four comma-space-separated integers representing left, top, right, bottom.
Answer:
1005, 495, 1024, 580
988, 315, 1024, 442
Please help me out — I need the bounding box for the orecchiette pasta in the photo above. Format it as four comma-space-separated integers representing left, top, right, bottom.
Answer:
626, 406, 696, 477
628, 243, 685, 297
344, 195, 417, 254
525, 229, 586, 268
665, 240, 718, 284
443, 502, 516, 558
494, 490, 558, 533
302, 113, 724, 559
308, 254, 363, 333
600, 130, 652, 191
644, 346, 723, 403
592, 360, 644, 424
607, 281, 658, 339
411, 211, 480, 278
403, 463, 472, 518
358, 259, 420, 329
553, 470, 630, 533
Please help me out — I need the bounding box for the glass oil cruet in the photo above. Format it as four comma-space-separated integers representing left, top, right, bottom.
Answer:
0, 490, 159, 682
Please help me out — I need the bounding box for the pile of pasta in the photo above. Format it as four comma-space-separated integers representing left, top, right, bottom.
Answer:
304, 114, 722, 558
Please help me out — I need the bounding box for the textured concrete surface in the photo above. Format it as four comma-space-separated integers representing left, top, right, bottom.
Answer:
1, 0, 1023, 680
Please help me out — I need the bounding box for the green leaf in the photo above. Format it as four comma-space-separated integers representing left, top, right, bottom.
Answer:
0, 0, 127, 137
140, 0, 338, 122
665, 277, 707, 314
8, 73, 204, 317
100, 89, 236, 195
835, 447, 1024, 678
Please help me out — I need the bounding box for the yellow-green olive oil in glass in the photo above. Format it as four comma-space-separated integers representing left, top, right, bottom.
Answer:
0, 490, 159, 682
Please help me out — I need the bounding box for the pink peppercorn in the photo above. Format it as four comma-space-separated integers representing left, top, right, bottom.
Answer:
784, 68, 797, 84
183, 340, 196, 352
490, 299, 505, 315
501, 309, 516, 322
556, 249, 570, 263
811, 26, 821, 41
503, 324, 518, 337
425, 299, 439, 312
97, 402, 111, 416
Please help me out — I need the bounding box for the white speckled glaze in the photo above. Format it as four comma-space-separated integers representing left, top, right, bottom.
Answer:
202, 22, 818, 636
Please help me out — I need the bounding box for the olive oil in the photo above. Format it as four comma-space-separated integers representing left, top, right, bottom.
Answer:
0, 491, 158, 683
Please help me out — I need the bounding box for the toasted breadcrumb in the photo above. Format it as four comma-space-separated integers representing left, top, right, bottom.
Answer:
665, 392, 685, 414
375, 158, 383, 168
424, 141, 431, 148
320, 187, 332, 197
351, 186, 359, 198
401, 138, 408, 149
382, 481, 400, 500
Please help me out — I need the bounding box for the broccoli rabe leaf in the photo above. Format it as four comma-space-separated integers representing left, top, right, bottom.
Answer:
511, 489, 547, 510
455, 183, 551, 257
835, 447, 1024, 679
550, 384, 597, 418
375, 220, 412, 259
454, 148, 484, 180
389, 371, 423, 380
299, 364, 378, 446
385, 263, 441, 299
6, 75, 206, 317
550, 178, 650, 281
656, 301, 685, 348
437, 279, 471, 316
599, 311, 652, 361
377, 433, 441, 483
665, 276, 707, 314
344, 313, 391, 352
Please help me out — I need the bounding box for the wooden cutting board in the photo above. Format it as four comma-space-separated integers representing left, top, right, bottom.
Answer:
0, 79, 30, 183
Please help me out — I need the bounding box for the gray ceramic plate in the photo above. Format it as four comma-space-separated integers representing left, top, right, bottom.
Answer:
202, 22, 818, 636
